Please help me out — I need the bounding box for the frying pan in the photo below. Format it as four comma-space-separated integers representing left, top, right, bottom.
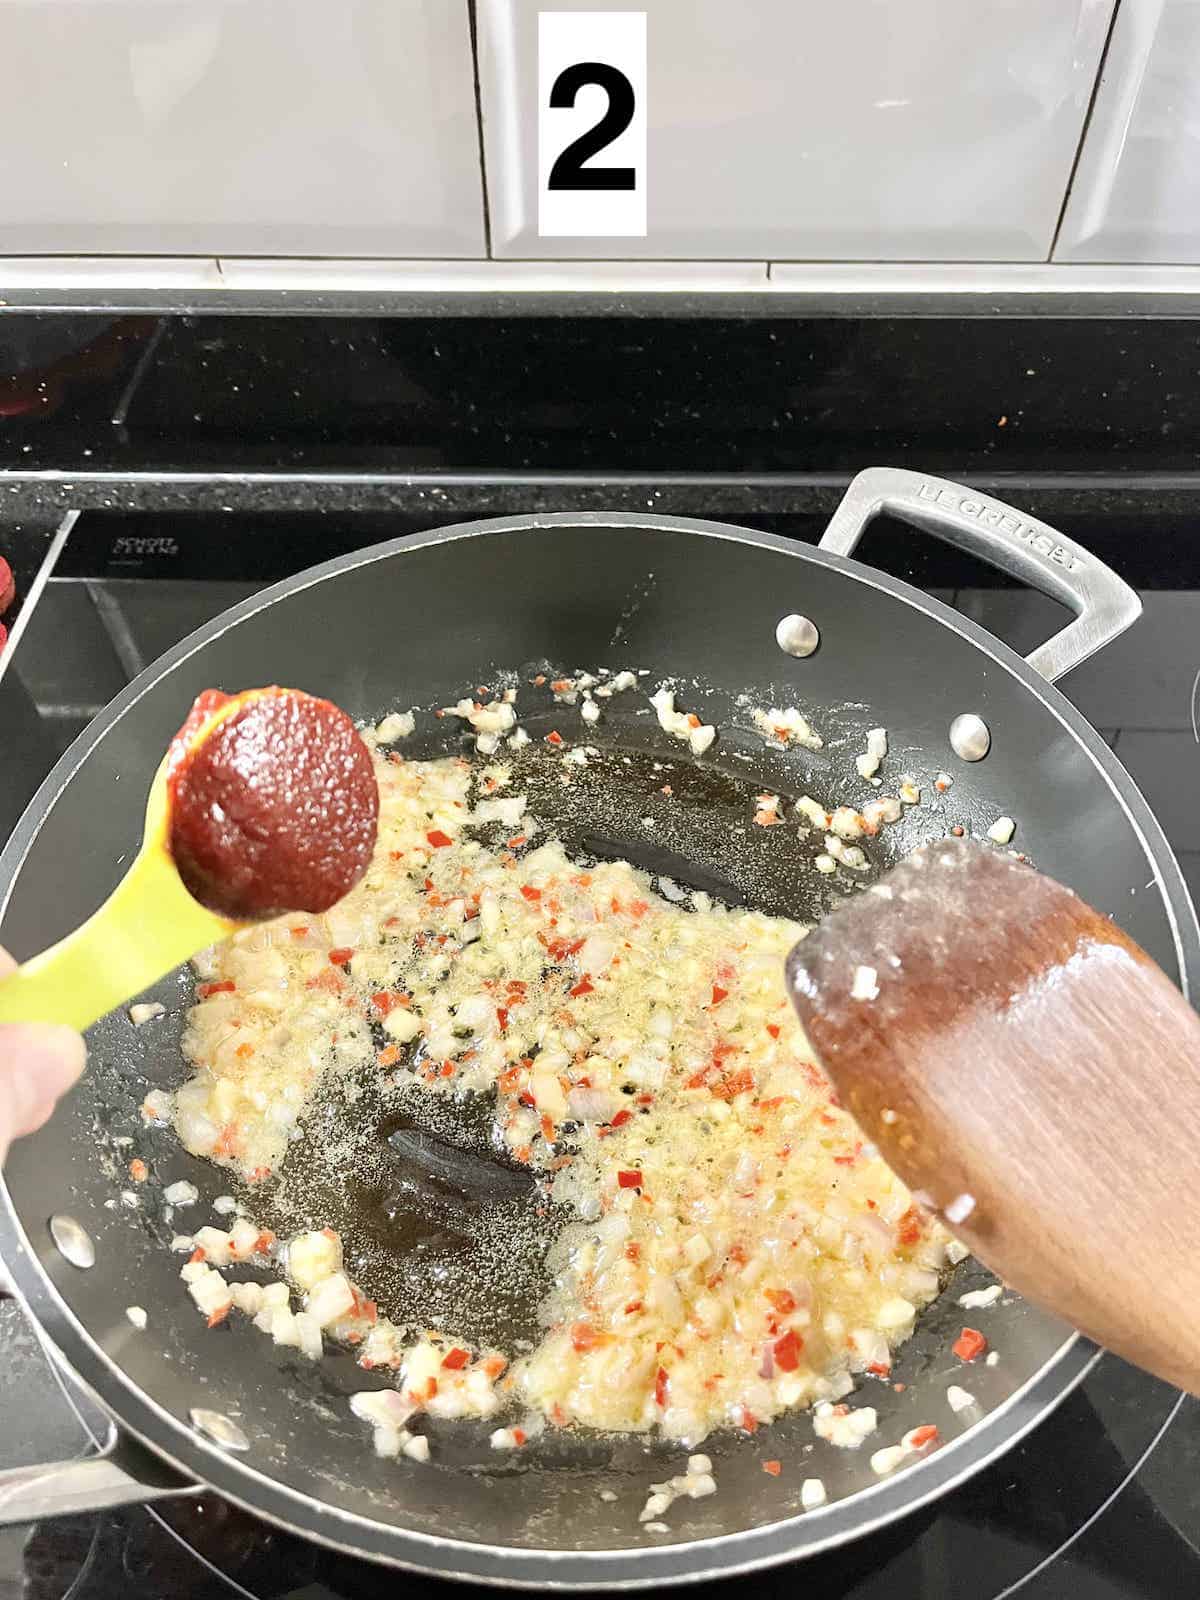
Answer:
0, 469, 1194, 1589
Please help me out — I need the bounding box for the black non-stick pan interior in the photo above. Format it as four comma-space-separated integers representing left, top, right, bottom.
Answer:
0, 516, 1184, 1566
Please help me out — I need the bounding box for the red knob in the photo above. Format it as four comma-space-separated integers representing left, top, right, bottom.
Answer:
0, 558, 13, 616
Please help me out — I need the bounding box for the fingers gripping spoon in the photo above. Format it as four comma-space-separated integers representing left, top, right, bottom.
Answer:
0, 688, 380, 1034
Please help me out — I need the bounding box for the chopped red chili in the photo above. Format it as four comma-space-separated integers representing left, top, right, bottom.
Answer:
617, 1170, 643, 1189
953, 1328, 988, 1362
712, 1066, 755, 1101
773, 1329, 804, 1371
896, 1205, 923, 1247
426, 830, 453, 848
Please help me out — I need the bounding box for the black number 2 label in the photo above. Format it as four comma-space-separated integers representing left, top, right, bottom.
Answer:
538, 12, 645, 238
547, 63, 636, 191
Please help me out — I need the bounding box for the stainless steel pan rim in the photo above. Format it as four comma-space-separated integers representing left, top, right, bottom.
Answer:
0, 498, 1193, 1586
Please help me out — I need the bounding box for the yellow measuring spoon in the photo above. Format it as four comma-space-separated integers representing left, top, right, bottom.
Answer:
0, 753, 236, 1033
0, 688, 380, 1034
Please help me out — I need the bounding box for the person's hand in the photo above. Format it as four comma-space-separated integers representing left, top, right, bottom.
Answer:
0, 947, 85, 1165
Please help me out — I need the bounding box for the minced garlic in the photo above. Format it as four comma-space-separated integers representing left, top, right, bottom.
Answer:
174, 745, 953, 1444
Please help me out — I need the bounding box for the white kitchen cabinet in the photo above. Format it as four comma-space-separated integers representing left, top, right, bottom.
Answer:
1057, 2, 1200, 262
0, 1, 484, 257
478, 0, 1115, 262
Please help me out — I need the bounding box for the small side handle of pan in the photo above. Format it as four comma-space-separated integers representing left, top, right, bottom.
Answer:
819, 467, 1141, 682
0, 1276, 197, 1526
0, 1425, 195, 1526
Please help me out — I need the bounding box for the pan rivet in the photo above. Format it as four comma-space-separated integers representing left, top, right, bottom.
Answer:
949, 714, 991, 762
49, 1214, 95, 1270
776, 614, 820, 658
190, 1409, 250, 1452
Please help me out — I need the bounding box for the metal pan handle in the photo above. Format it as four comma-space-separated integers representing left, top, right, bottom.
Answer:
819, 467, 1141, 683
0, 1280, 196, 1527
0, 1427, 193, 1525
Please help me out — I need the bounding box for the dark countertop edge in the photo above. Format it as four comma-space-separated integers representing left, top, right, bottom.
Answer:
2, 469, 1199, 515
9, 288, 1200, 317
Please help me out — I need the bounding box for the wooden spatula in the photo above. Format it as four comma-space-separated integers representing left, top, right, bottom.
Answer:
787, 836, 1200, 1396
